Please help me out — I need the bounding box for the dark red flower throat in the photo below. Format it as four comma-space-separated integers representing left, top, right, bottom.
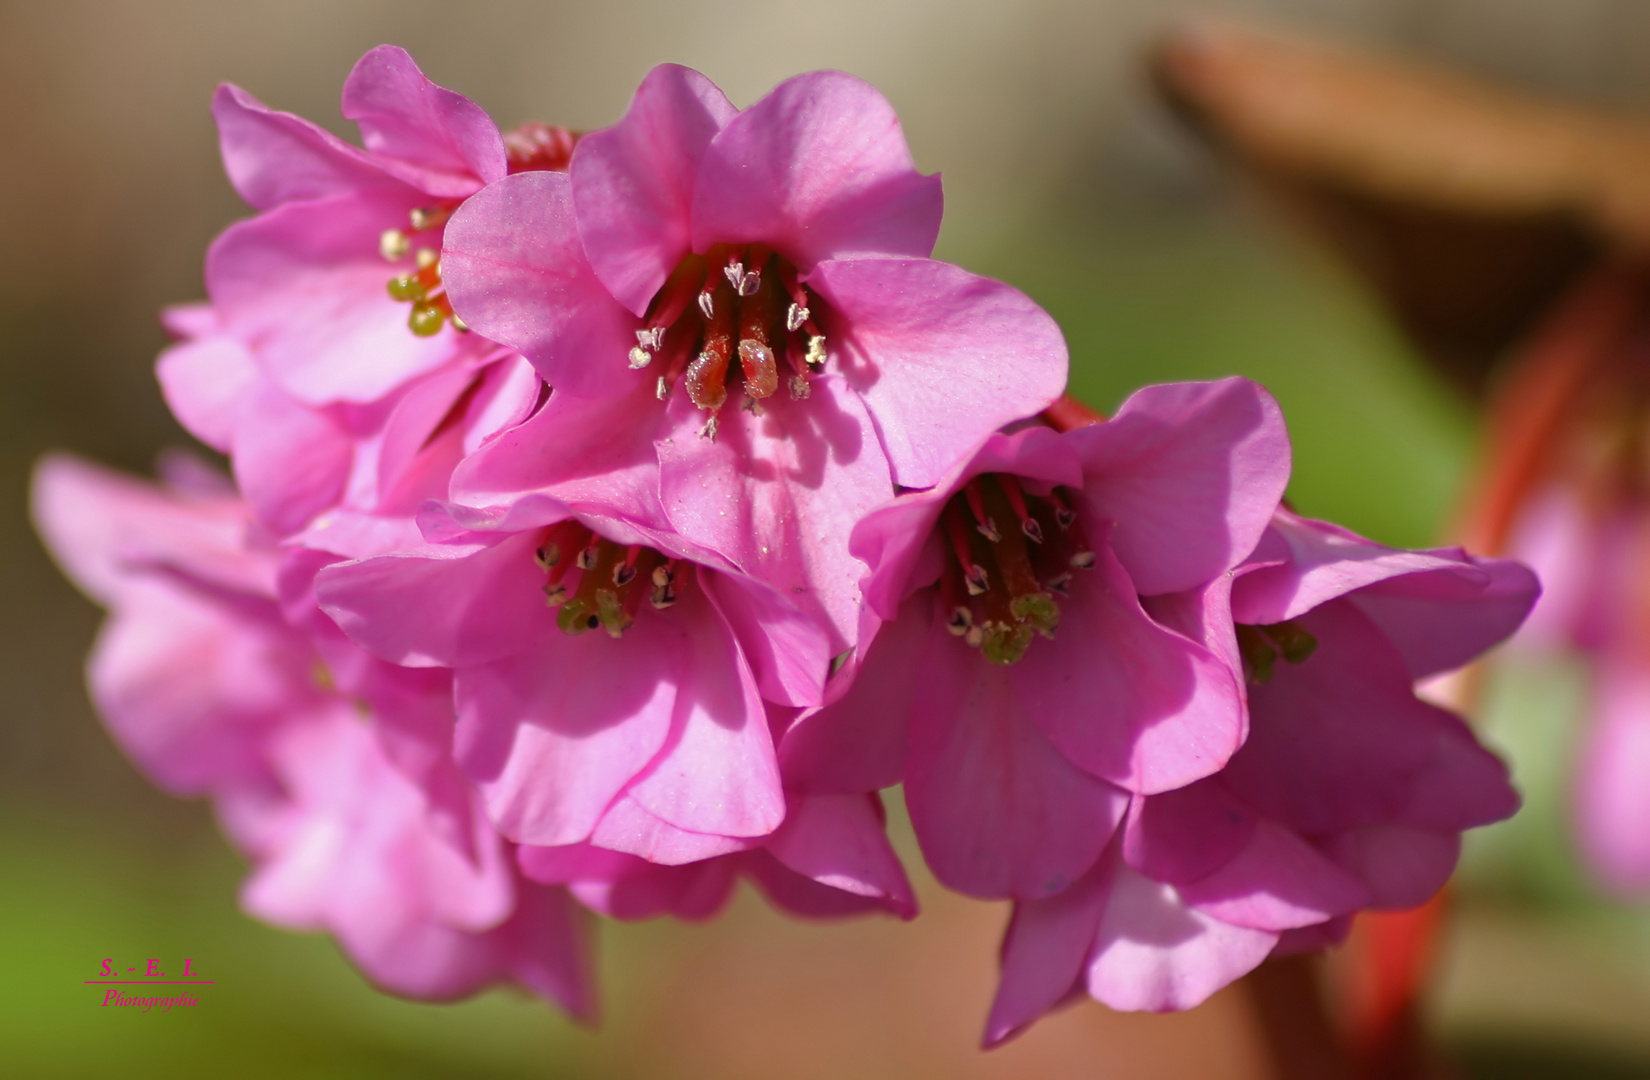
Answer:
629, 245, 828, 439
533, 519, 690, 640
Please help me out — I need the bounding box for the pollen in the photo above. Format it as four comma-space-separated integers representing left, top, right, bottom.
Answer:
939, 475, 1095, 665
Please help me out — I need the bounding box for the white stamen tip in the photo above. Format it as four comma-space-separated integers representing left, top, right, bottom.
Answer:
965, 565, 989, 596
789, 374, 811, 400
636, 327, 664, 350
697, 291, 715, 319
415, 247, 439, 270
1022, 519, 1045, 544
656, 376, 670, 400
964, 626, 984, 648
723, 262, 745, 290
379, 229, 411, 261
976, 519, 1002, 544
786, 303, 809, 332
628, 346, 652, 369
1070, 550, 1096, 569
698, 415, 719, 441
806, 335, 827, 368
738, 270, 761, 296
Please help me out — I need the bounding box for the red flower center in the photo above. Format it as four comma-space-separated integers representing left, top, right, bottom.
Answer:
630, 244, 828, 439
938, 474, 1095, 665
533, 520, 690, 639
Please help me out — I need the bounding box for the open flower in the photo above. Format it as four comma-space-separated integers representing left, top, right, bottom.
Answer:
169, 45, 572, 535
439, 64, 1068, 650
314, 494, 833, 864
984, 510, 1536, 1043
781, 378, 1290, 901
31, 455, 596, 1015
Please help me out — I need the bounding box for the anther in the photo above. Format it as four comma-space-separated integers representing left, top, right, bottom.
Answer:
1047, 490, 1077, 530
1069, 550, 1096, 569
449, 313, 470, 333
789, 374, 811, 400
543, 582, 569, 606
964, 564, 990, 596
656, 376, 670, 400
1046, 572, 1073, 596
380, 229, 411, 261
636, 327, 664, 351
629, 346, 653, 369
575, 540, 600, 571
651, 563, 675, 589
697, 290, 715, 319
534, 543, 561, 572
415, 248, 439, 270
408, 303, 446, 337
409, 205, 451, 231
723, 260, 746, 292
999, 478, 1042, 543
387, 276, 426, 303
787, 303, 809, 332
946, 607, 973, 637
964, 625, 984, 648
698, 414, 719, 440
613, 546, 642, 587
806, 335, 827, 368
964, 481, 1000, 543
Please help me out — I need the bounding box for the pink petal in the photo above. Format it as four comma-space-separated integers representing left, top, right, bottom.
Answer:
702, 570, 830, 708
1221, 602, 1442, 834
453, 605, 684, 846
984, 865, 1108, 1047
764, 793, 914, 915
1399, 712, 1519, 830
657, 373, 891, 654
588, 793, 758, 864
745, 850, 904, 919
569, 853, 739, 922
1327, 824, 1461, 909
341, 45, 505, 193
1014, 542, 1245, 794
441, 170, 641, 399
907, 619, 1127, 899
692, 70, 942, 270
501, 882, 599, 1021
1232, 511, 1485, 625
1176, 819, 1370, 931
208, 195, 462, 405
212, 83, 394, 210
230, 381, 355, 537
778, 596, 927, 794
1122, 782, 1257, 886
1347, 556, 1540, 681
624, 589, 786, 839
1085, 863, 1278, 1012
1067, 378, 1290, 595
155, 334, 259, 453
572, 63, 736, 314
808, 257, 1067, 488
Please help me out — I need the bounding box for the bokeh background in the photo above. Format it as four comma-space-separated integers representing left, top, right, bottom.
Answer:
7, 1, 1650, 1076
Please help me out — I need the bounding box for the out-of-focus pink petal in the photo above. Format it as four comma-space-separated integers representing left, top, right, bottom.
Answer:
1085, 864, 1277, 1012
231, 381, 355, 537
572, 63, 736, 314
1400, 713, 1520, 830
1015, 542, 1244, 794
692, 71, 942, 270
1177, 819, 1369, 930
316, 531, 544, 668
764, 793, 914, 915
441, 170, 640, 399
907, 621, 1127, 899
1328, 824, 1461, 909
502, 882, 599, 1022
808, 257, 1066, 488
453, 607, 683, 846
1347, 556, 1540, 681
1068, 378, 1289, 595
1575, 666, 1650, 891
570, 853, 739, 922
341, 45, 505, 194
985, 865, 1107, 1047
156, 334, 258, 454
624, 591, 785, 839
212, 84, 393, 210
657, 373, 890, 654
208, 196, 461, 405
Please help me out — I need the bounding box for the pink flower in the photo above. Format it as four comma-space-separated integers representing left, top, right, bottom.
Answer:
781, 378, 1291, 901
439, 65, 1068, 650
168, 45, 567, 535
31, 455, 595, 1016
313, 493, 834, 864
983, 510, 1535, 1044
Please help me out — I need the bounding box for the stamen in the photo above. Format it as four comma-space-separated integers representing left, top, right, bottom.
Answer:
698, 414, 720, 440
613, 546, 642, 587
1069, 550, 1097, 569
387, 276, 426, 303
450, 313, 470, 333
408, 302, 446, 337
409, 205, 452, 231
946, 606, 973, 636
806, 334, 827, 368
790, 375, 811, 400
964, 625, 984, 648
534, 543, 561, 572
380, 229, 411, 261
1261, 621, 1318, 665
1046, 572, 1073, 597
656, 376, 670, 400
787, 303, 809, 332
964, 480, 1000, 543
575, 537, 601, 570
629, 346, 653, 369
943, 505, 990, 596
415, 248, 439, 270
999, 477, 1043, 543
1047, 490, 1077, 530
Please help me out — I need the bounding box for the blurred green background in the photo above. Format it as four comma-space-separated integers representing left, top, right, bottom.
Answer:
6, 1, 1650, 1076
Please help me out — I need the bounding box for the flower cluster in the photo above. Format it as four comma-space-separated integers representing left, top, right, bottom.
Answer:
35, 46, 1537, 1042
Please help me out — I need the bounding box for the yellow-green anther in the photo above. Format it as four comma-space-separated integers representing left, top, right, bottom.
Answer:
1235, 625, 1278, 684
1263, 621, 1318, 665
387, 275, 426, 302
595, 589, 632, 639
981, 621, 1035, 665
1010, 592, 1061, 637
408, 304, 446, 337
380, 229, 411, 261
556, 597, 600, 635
